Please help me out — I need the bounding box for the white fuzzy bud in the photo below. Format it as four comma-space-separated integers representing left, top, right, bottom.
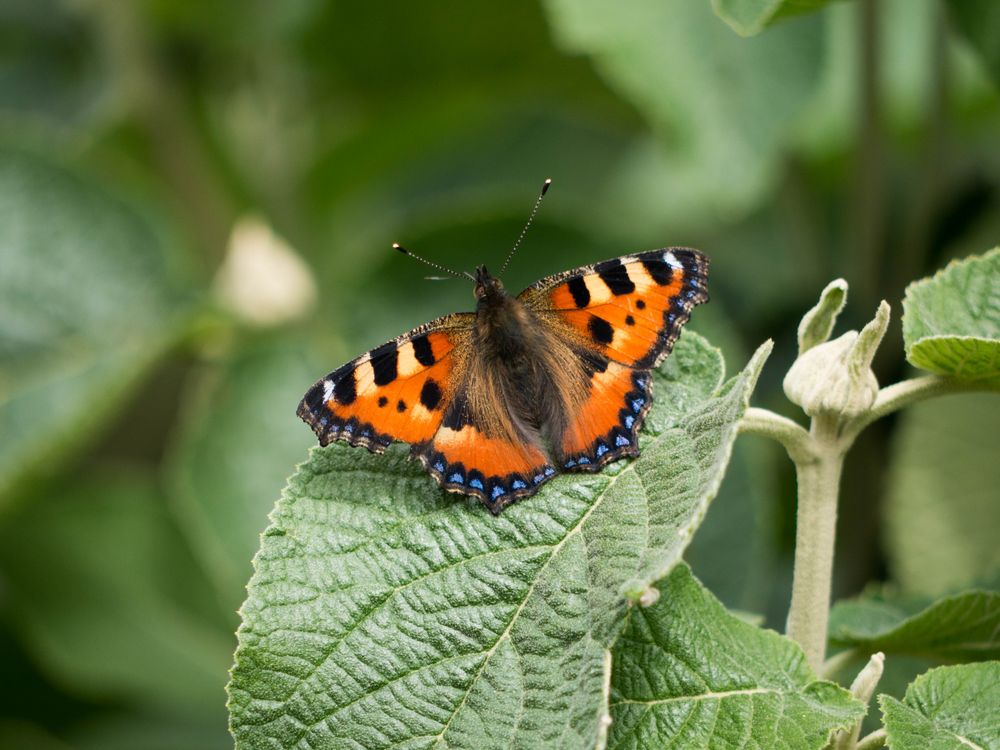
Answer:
784, 301, 890, 420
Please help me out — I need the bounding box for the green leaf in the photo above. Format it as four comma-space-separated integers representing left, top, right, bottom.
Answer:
0, 147, 195, 503
609, 564, 864, 749
884, 394, 1000, 595
880, 662, 1000, 749
542, 0, 823, 229
946, 0, 1000, 87
902, 248, 1000, 383
227, 332, 771, 749
829, 590, 1000, 662
0, 471, 232, 715
169, 337, 316, 613
711, 0, 847, 37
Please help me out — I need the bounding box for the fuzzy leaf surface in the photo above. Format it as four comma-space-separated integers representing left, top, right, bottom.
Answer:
227, 332, 771, 749
608, 564, 863, 749
880, 662, 1000, 749
902, 247, 1000, 383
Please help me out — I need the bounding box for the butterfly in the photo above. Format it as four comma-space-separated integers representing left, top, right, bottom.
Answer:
298, 189, 708, 514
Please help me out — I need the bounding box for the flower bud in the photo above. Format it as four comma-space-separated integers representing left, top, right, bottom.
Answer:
784, 301, 890, 420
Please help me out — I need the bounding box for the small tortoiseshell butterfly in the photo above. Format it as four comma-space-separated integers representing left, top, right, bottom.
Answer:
298, 183, 708, 514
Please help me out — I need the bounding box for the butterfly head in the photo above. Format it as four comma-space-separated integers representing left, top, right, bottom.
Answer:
474, 265, 506, 306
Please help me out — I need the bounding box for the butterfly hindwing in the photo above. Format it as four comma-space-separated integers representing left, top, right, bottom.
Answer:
414, 376, 557, 514
557, 358, 650, 472
519, 248, 709, 369
297, 313, 473, 451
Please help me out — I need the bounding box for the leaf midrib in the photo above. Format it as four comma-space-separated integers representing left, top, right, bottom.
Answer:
431, 462, 638, 745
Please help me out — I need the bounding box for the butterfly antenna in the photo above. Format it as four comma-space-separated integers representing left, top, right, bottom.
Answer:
500, 178, 551, 274
393, 243, 475, 282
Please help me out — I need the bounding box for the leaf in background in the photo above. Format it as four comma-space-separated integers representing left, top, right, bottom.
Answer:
879, 662, 1000, 749
542, 0, 824, 230
0, 147, 195, 503
0, 471, 232, 718
169, 337, 316, 614
829, 590, 1000, 662
227, 333, 771, 749
902, 247, 1000, 383
0, 1, 109, 127
711, 0, 845, 37
947, 0, 1000, 87
683, 436, 780, 616
884, 394, 1000, 595
609, 564, 863, 749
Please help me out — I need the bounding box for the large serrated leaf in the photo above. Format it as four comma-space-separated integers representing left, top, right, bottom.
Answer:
0, 147, 194, 503
901, 247, 1000, 383
227, 332, 771, 749
880, 662, 1000, 749
711, 0, 846, 37
829, 590, 1000, 662
608, 564, 864, 750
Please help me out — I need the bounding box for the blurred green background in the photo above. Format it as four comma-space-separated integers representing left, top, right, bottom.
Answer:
1, 0, 999, 747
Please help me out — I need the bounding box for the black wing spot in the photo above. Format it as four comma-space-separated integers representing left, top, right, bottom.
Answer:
641, 259, 673, 286
625, 315, 635, 326
397, 399, 407, 412
567, 276, 590, 308
596, 258, 635, 295
420, 379, 442, 411
377, 396, 388, 407
333, 371, 357, 405
636, 299, 646, 309
588, 315, 614, 345
411, 334, 436, 366
371, 342, 399, 385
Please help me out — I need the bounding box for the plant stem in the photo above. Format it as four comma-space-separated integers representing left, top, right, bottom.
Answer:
786, 416, 844, 674
738, 407, 815, 462
822, 649, 859, 680
846, 375, 1000, 440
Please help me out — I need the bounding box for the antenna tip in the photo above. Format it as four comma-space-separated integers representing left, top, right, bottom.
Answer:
541, 178, 552, 195
392, 243, 408, 254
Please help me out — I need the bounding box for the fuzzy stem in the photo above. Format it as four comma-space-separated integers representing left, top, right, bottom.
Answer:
846, 375, 1000, 440
822, 649, 859, 680
739, 407, 815, 462
786, 416, 844, 673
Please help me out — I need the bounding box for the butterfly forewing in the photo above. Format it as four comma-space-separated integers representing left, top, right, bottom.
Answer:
297, 313, 473, 451
519, 248, 709, 369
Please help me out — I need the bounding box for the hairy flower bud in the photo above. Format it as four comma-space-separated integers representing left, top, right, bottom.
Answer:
784, 301, 890, 420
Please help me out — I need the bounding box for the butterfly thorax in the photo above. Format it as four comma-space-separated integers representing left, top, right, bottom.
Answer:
472, 265, 577, 439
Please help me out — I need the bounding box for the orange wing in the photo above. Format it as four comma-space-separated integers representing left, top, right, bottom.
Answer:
519, 248, 709, 370
297, 314, 473, 452
519, 248, 708, 472
412, 377, 556, 515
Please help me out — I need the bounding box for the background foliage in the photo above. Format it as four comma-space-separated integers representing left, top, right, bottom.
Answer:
1, 0, 998, 747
